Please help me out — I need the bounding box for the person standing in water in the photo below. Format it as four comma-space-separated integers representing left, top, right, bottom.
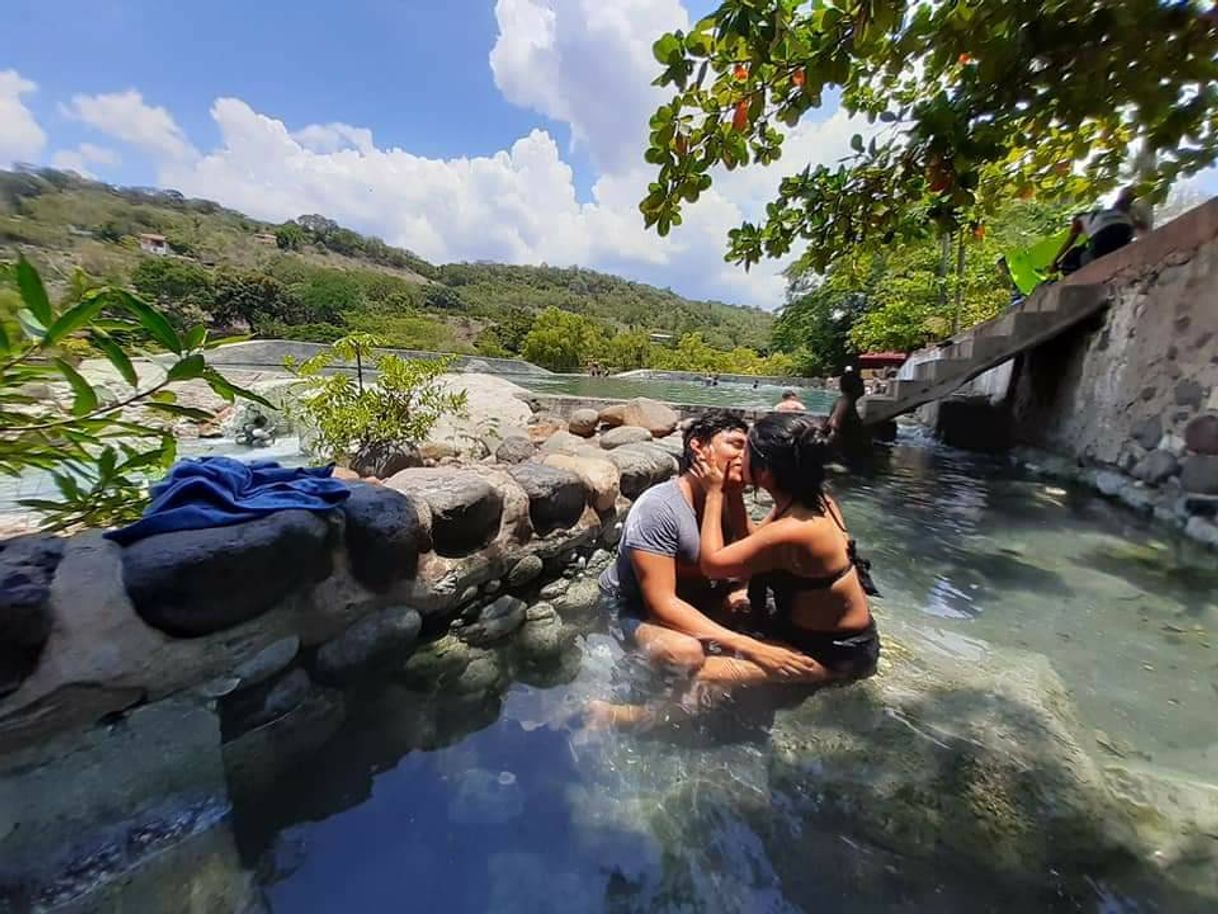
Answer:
774, 389, 806, 412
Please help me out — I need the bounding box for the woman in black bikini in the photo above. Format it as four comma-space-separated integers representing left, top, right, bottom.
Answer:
691, 412, 880, 683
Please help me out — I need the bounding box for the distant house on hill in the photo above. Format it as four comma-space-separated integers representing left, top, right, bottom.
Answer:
648, 332, 674, 343
252, 232, 277, 246
137, 233, 169, 256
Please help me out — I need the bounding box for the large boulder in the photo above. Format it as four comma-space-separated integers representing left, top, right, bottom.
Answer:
600, 426, 653, 449
568, 409, 600, 437
763, 638, 1218, 895
539, 430, 587, 455
0, 536, 63, 697
312, 605, 422, 685
1181, 455, 1218, 495
527, 417, 568, 445
122, 511, 333, 637
1184, 414, 1218, 455
542, 454, 620, 514
349, 441, 422, 479
605, 443, 680, 499
384, 468, 504, 556
620, 397, 679, 437
420, 373, 535, 459
507, 463, 586, 536
495, 435, 535, 464
598, 403, 627, 428
1131, 449, 1179, 486
340, 483, 430, 591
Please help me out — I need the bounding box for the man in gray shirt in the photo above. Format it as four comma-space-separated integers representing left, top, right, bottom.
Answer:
599, 411, 821, 684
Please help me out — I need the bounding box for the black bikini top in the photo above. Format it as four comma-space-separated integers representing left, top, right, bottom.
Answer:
749, 497, 881, 609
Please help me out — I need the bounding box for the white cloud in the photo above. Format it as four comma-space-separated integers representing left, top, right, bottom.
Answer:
63, 89, 195, 161
50, 142, 120, 178
43, 2, 868, 308
490, 0, 688, 173
293, 122, 375, 155
0, 70, 47, 166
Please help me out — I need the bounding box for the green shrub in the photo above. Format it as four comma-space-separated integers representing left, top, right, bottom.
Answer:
284, 333, 467, 462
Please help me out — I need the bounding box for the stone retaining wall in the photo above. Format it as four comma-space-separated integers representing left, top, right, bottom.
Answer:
205, 339, 553, 377
614, 368, 824, 387
521, 392, 828, 423
1008, 198, 1218, 549
0, 429, 682, 906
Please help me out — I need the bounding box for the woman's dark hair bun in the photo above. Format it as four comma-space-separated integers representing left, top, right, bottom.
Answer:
748, 413, 831, 508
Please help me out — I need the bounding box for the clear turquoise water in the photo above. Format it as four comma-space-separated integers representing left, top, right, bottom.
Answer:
233, 434, 1218, 913
517, 374, 838, 412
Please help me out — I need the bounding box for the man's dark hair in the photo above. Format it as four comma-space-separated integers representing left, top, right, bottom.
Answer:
781, 389, 799, 400
680, 409, 748, 473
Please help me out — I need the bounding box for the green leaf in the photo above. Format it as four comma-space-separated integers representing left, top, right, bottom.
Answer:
851, 133, 864, 153
145, 401, 215, 422
202, 367, 274, 408
113, 290, 182, 353
16, 309, 46, 341
184, 325, 207, 351
202, 333, 249, 350
45, 297, 106, 345
92, 335, 139, 387
149, 390, 177, 404
166, 353, 205, 382
15, 257, 52, 326
53, 358, 99, 416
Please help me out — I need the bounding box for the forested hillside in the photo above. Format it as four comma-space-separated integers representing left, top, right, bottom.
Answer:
0, 166, 776, 370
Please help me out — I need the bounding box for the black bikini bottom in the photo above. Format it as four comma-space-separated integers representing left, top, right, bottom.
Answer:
762, 619, 880, 680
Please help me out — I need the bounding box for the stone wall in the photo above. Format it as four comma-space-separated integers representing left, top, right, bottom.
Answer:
204, 339, 553, 377
1009, 198, 1218, 546
522, 393, 829, 423
0, 407, 685, 907
614, 368, 824, 387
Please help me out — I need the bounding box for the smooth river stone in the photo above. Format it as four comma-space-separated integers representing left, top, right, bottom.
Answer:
507, 463, 586, 536
384, 468, 504, 557
122, 510, 332, 637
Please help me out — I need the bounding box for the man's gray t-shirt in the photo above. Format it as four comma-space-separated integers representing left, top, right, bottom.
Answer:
599, 479, 700, 613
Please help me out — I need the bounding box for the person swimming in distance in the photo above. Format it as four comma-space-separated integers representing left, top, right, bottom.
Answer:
774, 389, 805, 412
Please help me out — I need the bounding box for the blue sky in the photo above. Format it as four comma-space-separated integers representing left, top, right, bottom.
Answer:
7, 0, 604, 193
2, 1, 1211, 309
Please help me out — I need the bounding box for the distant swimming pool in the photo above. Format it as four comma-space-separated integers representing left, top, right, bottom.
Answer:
515, 374, 837, 412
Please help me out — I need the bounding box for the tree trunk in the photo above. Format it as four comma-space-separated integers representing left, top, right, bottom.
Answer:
952, 231, 967, 335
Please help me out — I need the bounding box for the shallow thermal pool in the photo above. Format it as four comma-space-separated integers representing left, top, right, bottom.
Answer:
227, 433, 1217, 913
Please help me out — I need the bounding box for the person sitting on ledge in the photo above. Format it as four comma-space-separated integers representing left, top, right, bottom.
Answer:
774, 389, 806, 412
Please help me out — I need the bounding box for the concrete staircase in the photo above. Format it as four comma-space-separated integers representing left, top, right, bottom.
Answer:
859, 280, 1109, 425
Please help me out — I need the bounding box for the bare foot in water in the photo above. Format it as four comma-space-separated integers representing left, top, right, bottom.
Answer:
584, 700, 653, 731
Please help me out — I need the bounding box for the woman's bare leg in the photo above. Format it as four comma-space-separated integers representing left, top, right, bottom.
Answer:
696, 654, 834, 685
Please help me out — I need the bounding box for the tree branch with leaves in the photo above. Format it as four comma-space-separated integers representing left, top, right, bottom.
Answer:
642, 0, 1218, 273
1, 257, 271, 531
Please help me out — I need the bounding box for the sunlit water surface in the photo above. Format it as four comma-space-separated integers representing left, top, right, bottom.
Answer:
229, 433, 1217, 913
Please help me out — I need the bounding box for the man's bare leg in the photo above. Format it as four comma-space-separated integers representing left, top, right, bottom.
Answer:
584, 622, 707, 730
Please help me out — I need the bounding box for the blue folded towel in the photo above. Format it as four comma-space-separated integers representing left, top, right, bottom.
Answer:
106, 456, 351, 546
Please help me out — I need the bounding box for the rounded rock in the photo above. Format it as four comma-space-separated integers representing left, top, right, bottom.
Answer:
1184, 414, 1218, 456
507, 554, 544, 588
568, 409, 600, 437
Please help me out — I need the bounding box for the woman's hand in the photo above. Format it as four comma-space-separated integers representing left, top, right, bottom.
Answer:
690, 455, 731, 494
741, 639, 824, 679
